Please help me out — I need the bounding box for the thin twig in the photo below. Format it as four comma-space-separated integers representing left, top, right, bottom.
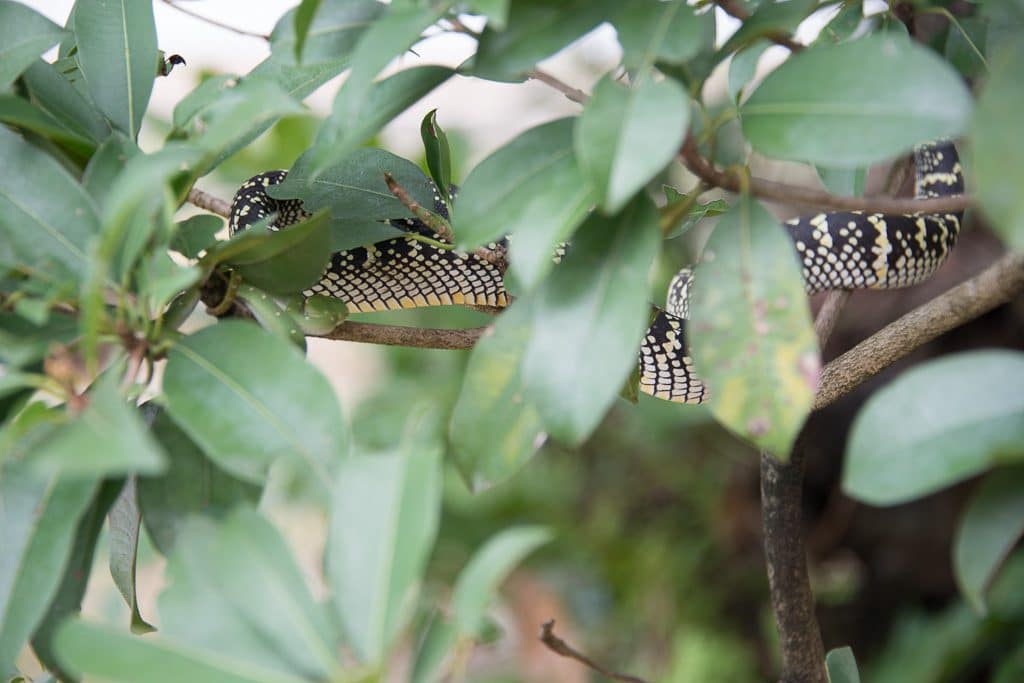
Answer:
715, 0, 805, 52
526, 69, 590, 104
187, 187, 231, 218
814, 250, 1024, 409
316, 320, 488, 349
160, 0, 270, 40
538, 620, 650, 683
383, 172, 455, 242
679, 136, 973, 214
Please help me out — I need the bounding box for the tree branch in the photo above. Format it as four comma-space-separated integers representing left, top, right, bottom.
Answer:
314, 320, 487, 350
187, 187, 231, 218
814, 250, 1024, 409
679, 136, 974, 214
526, 69, 590, 104
159, 0, 269, 40
538, 620, 649, 683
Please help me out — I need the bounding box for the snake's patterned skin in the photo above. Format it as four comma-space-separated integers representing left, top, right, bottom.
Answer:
638, 142, 964, 404
229, 142, 963, 405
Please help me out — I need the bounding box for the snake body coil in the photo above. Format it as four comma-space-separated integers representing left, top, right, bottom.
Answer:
230, 142, 964, 405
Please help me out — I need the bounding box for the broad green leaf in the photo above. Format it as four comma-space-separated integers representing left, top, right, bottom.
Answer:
170, 215, 223, 259
971, 41, 1024, 250
220, 210, 332, 295
157, 509, 340, 679
82, 133, 140, 211
741, 34, 972, 166
55, 618, 309, 683
0, 125, 100, 284
21, 59, 111, 143
421, 109, 453, 210
469, 0, 509, 30
271, 147, 437, 224
722, 0, 817, 53
163, 320, 347, 484
0, 1, 65, 90
473, 0, 613, 82
139, 410, 262, 555
521, 195, 660, 444
816, 166, 866, 198
139, 253, 201, 317
728, 41, 770, 102
994, 643, 1024, 683
452, 526, 551, 635
107, 478, 154, 634
235, 284, 307, 350
0, 95, 94, 161
689, 197, 819, 459
31, 479, 122, 682
73, 0, 158, 139
450, 301, 546, 491
327, 423, 442, 663
171, 74, 238, 132
953, 466, 1024, 615
309, 3, 449, 175
453, 118, 595, 289
0, 462, 96, 676
826, 646, 861, 683
270, 0, 384, 66
24, 373, 167, 478
613, 0, 708, 69
576, 74, 689, 213
844, 350, 1024, 505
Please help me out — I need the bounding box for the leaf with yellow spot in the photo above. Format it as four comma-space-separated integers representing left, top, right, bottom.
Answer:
689, 197, 819, 460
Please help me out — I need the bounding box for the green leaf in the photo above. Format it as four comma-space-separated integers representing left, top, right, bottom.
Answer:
453, 118, 595, 289
108, 478, 155, 634
971, 41, 1024, 250
409, 615, 458, 683
294, 294, 349, 335
0, 94, 94, 161
327, 421, 442, 663
308, 3, 449, 175
24, 373, 167, 478
953, 466, 1024, 615
662, 185, 729, 238
689, 197, 819, 459
469, 0, 509, 30
0, 1, 66, 90
722, 0, 817, 53
171, 74, 238, 131
270, 0, 384, 66
452, 526, 551, 636
421, 109, 453, 210
219, 209, 332, 295
0, 125, 100, 284
0, 313, 78, 369
82, 133, 140, 211
450, 301, 546, 491
521, 194, 660, 444
473, 0, 613, 82
815, 165, 865, 198
73, 0, 158, 139
21, 59, 111, 143
171, 215, 223, 259
163, 320, 347, 484
157, 508, 340, 680
576, 74, 689, 213
31, 479, 122, 682
844, 350, 1024, 505
0, 462, 96, 676
728, 41, 770, 102
139, 410, 262, 555
54, 618, 310, 683
235, 285, 307, 350
826, 646, 860, 683
741, 34, 972, 166
271, 147, 436, 224
613, 0, 708, 69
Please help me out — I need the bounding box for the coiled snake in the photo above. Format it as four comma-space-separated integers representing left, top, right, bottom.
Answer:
229, 142, 964, 405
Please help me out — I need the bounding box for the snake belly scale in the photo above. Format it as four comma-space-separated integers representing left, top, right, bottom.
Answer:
229, 142, 964, 405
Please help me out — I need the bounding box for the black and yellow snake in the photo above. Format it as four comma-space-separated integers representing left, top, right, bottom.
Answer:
229, 142, 964, 405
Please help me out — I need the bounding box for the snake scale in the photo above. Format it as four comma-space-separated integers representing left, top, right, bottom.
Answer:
229, 141, 964, 405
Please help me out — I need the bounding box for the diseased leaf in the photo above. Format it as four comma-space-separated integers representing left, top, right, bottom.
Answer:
576, 74, 689, 213
73, 0, 158, 139
163, 320, 347, 484
741, 34, 972, 166
450, 301, 546, 491
844, 350, 1024, 505
521, 195, 660, 444
953, 466, 1024, 616
689, 197, 819, 459
0, 1, 66, 90
453, 118, 595, 289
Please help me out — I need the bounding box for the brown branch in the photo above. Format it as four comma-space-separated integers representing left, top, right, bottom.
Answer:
160, 0, 269, 40
315, 320, 488, 350
715, 0, 805, 52
814, 250, 1024, 409
813, 291, 851, 349
538, 620, 649, 683
187, 187, 231, 218
679, 136, 974, 214
526, 69, 590, 104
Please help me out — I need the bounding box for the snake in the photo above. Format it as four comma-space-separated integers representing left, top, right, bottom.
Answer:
229, 141, 964, 405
